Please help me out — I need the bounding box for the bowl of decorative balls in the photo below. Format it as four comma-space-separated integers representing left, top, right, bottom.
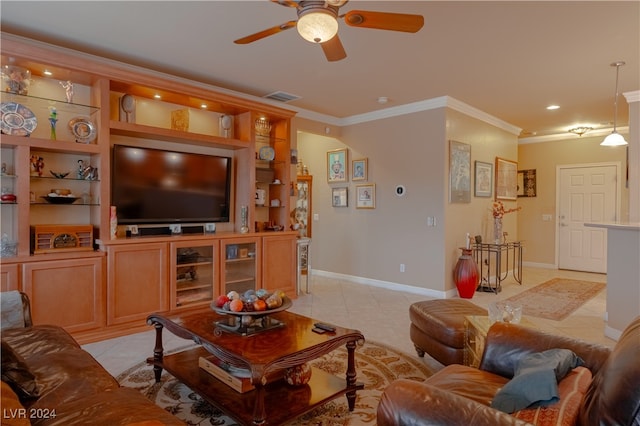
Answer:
211, 289, 291, 336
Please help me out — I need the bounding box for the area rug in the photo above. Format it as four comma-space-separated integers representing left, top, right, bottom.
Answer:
116, 340, 435, 425
504, 278, 605, 321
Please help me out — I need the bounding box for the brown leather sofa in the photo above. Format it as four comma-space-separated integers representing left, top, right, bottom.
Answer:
1, 292, 184, 426
378, 316, 640, 426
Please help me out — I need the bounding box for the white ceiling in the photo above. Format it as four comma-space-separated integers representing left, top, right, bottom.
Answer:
1, 1, 639, 139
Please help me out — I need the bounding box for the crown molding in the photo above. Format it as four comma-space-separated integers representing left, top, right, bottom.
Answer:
518, 126, 630, 144
298, 95, 522, 136
624, 90, 640, 103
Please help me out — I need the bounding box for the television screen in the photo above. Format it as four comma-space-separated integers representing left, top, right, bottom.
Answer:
111, 145, 231, 224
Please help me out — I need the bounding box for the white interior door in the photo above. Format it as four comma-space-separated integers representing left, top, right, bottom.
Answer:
558, 164, 618, 273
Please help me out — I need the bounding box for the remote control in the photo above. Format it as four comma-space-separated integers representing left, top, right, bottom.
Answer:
312, 327, 326, 334
314, 323, 336, 332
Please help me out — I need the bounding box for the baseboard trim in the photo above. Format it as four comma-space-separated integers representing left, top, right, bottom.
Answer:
311, 269, 450, 299
522, 261, 557, 269
604, 325, 622, 341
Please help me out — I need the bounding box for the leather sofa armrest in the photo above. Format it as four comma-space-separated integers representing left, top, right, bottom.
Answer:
480, 322, 611, 378
377, 379, 530, 426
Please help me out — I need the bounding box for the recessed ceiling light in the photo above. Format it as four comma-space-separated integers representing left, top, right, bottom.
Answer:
43, 70, 53, 76
154, 94, 161, 99
200, 104, 207, 109
546, 105, 560, 110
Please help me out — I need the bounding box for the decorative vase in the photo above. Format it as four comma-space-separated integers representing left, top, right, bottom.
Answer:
453, 248, 479, 299
493, 217, 503, 244
240, 205, 249, 234
284, 362, 312, 386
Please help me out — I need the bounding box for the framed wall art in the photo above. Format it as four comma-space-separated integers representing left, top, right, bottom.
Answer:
474, 161, 493, 197
327, 148, 348, 183
495, 157, 518, 200
352, 158, 368, 181
517, 169, 537, 197
332, 187, 348, 207
355, 183, 375, 209
449, 140, 471, 203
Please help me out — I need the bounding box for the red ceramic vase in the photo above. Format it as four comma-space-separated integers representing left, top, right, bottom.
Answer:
453, 248, 479, 299
284, 362, 312, 386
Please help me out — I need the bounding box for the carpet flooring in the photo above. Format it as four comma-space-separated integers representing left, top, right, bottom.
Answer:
503, 278, 606, 321
117, 340, 436, 425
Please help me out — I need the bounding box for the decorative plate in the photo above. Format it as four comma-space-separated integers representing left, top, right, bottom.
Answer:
0, 102, 37, 136
68, 116, 97, 143
41, 195, 79, 204
258, 146, 275, 161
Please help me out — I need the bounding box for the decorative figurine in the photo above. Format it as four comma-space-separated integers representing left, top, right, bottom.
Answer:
30, 155, 44, 177
60, 80, 74, 103
77, 160, 85, 179
3, 66, 30, 95
48, 107, 58, 140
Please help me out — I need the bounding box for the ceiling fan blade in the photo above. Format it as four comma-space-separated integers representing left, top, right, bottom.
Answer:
270, 0, 299, 7
234, 20, 297, 44
344, 10, 424, 33
321, 35, 347, 62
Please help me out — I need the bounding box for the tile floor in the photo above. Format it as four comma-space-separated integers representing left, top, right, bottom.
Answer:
83, 266, 614, 377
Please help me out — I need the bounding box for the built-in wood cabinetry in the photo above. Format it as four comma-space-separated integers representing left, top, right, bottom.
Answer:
104, 242, 168, 326
0, 263, 19, 292
0, 34, 298, 343
22, 255, 104, 333
262, 234, 297, 296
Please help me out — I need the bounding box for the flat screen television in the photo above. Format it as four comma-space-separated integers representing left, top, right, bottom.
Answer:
111, 144, 231, 224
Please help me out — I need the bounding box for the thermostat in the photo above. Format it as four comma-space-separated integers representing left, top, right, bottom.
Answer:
395, 185, 406, 197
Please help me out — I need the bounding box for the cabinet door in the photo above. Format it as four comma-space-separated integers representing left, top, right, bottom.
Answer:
170, 241, 219, 310
220, 237, 260, 296
107, 242, 167, 325
0, 263, 20, 291
262, 234, 296, 297
22, 256, 104, 333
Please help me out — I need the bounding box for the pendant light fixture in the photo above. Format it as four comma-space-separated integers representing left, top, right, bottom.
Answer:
601, 61, 628, 147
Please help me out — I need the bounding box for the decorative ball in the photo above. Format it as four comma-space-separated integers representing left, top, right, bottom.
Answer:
284, 363, 312, 386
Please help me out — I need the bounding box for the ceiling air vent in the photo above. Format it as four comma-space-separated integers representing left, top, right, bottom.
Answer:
263, 91, 301, 103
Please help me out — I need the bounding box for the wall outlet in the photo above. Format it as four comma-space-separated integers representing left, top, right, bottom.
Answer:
126, 225, 139, 235
170, 224, 182, 234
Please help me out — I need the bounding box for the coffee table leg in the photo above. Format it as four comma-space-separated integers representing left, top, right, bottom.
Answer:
151, 321, 164, 383
345, 340, 357, 411
252, 385, 266, 425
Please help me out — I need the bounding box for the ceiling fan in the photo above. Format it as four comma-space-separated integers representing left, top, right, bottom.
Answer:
234, 0, 424, 62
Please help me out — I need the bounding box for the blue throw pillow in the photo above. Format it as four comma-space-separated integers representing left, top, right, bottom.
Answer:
490, 349, 585, 413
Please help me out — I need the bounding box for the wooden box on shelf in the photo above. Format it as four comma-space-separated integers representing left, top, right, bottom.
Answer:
31, 224, 93, 254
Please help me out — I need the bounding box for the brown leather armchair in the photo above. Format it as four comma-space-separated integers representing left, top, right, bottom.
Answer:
377, 317, 640, 426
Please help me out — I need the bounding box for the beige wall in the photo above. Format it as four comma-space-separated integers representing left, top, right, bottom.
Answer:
295, 107, 517, 296
517, 135, 628, 266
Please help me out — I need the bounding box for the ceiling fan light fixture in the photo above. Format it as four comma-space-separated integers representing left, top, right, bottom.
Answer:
297, 9, 338, 43
601, 61, 628, 147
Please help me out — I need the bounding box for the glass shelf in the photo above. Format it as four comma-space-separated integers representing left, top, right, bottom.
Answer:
0, 92, 99, 115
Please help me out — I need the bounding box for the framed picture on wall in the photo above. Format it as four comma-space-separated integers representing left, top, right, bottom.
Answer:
356, 184, 376, 209
449, 140, 471, 203
517, 169, 537, 197
327, 148, 348, 183
474, 161, 493, 197
495, 157, 518, 200
332, 187, 348, 207
352, 158, 368, 181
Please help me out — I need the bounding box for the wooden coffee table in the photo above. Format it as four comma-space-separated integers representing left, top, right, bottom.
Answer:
147, 309, 365, 425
